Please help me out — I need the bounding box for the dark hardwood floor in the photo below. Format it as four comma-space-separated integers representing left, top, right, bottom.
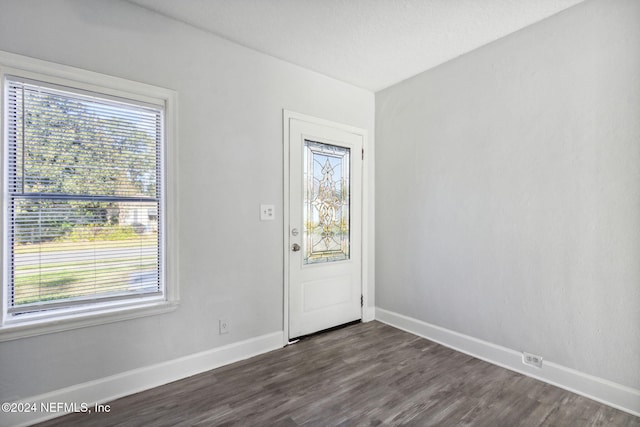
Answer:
36, 321, 639, 426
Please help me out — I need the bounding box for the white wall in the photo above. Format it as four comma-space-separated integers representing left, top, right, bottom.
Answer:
0, 0, 374, 401
376, 0, 640, 392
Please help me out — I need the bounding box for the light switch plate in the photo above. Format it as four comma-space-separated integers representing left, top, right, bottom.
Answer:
260, 204, 275, 221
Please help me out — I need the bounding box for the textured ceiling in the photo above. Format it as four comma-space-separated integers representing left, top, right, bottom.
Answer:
127, 0, 585, 91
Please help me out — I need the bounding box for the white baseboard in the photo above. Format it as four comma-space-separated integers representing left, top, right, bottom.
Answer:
375, 307, 640, 417
3, 331, 283, 427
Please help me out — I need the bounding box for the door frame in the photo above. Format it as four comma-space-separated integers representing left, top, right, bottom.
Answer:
283, 110, 370, 345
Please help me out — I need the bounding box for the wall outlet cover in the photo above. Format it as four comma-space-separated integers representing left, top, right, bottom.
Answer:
522, 351, 543, 368
219, 318, 229, 335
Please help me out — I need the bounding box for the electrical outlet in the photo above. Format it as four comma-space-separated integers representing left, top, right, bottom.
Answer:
522, 351, 543, 368
219, 318, 229, 335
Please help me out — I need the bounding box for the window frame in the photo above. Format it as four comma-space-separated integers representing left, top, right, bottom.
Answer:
0, 51, 178, 342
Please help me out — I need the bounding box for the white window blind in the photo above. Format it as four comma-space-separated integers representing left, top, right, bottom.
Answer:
5, 76, 164, 318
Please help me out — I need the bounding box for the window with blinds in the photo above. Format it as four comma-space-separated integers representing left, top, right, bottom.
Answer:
4, 75, 165, 319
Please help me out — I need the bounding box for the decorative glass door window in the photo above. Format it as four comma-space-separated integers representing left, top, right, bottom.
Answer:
303, 140, 350, 264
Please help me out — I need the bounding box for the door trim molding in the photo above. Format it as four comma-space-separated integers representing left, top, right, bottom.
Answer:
282, 110, 369, 345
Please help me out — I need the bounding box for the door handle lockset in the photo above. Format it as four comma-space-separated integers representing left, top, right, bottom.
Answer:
291, 243, 301, 252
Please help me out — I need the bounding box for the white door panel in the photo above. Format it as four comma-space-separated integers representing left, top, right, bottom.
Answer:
287, 116, 363, 339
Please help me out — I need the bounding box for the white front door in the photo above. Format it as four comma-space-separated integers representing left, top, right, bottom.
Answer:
286, 113, 363, 339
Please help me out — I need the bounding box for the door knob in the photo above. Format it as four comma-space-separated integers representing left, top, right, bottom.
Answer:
292, 243, 301, 252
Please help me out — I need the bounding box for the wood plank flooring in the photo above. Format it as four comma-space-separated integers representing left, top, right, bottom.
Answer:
36, 321, 639, 426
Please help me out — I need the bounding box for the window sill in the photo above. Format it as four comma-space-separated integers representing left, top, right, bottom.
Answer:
0, 300, 179, 342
